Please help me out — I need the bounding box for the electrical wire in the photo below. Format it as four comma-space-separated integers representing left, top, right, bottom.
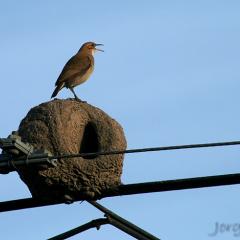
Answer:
45, 140, 240, 160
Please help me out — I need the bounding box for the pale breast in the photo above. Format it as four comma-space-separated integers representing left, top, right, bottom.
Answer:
68, 66, 94, 88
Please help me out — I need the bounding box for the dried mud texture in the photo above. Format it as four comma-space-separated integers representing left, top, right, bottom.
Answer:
17, 99, 127, 201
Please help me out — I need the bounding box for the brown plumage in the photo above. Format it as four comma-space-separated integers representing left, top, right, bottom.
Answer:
51, 42, 103, 101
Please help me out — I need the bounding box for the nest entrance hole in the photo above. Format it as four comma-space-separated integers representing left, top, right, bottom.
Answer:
80, 122, 99, 159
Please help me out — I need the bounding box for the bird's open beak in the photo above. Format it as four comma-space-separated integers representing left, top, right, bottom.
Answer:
95, 44, 104, 52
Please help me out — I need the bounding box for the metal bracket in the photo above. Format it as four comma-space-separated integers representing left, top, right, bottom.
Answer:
0, 132, 57, 174
0, 132, 33, 156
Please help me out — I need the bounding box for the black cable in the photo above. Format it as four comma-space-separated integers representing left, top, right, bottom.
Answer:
1, 140, 240, 172
48, 140, 240, 160
0, 173, 240, 213
48, 218, 109, 240
88, 201, 160, 240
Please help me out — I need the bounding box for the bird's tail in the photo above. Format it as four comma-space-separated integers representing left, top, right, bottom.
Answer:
51, 83, 64, 98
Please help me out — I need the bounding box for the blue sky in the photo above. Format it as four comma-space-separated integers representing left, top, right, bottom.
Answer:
0, 1, 240, 239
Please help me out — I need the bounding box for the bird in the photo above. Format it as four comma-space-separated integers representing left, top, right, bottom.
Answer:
51, 41, 103, 101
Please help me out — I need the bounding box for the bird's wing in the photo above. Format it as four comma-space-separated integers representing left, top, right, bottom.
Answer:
55, 55, 92, 86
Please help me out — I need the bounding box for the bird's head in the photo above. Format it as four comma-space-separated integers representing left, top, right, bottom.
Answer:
79, 42, 104, 55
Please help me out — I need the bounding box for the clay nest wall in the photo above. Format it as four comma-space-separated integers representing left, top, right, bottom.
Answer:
17, 99, 127, 201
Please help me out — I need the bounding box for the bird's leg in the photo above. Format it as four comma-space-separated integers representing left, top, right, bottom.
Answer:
70, 87, 82, 102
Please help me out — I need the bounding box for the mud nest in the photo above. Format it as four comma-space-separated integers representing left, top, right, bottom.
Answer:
17, 99, 127, 201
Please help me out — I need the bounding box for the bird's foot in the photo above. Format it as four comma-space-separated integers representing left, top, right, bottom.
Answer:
75, 97, 86, 103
